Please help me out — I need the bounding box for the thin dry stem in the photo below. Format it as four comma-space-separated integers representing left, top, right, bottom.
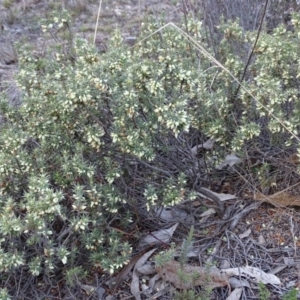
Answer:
93, 0, 103, 45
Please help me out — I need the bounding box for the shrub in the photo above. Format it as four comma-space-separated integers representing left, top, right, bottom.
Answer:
0, 9, 300, 297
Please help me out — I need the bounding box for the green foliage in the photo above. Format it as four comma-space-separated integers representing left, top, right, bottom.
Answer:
154, 243, 176, 268
174, 290, 202, 300
2, 0, 13, 9
258, 282, 271, 300
180, 225, 194, 267
283, 288, 298, 300
65, 266, 87, 287
1, 7, 300, 297
0, 288, 11, 300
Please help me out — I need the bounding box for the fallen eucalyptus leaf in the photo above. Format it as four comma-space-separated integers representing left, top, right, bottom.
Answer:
226, 287, 243, 300
96, 286, 106, 299
239, 229, 251, 239
151, 285, 171, 299
131, 248, 157, 300
148, 273, 162, 293
141, 283, 150, 295
229, 277, 250, 288
220, 260, 231, 269
197, 187, 236, 202
200, 208, 216, 217
223, 266, 281, 285
191, 138, 215, 155
79, 282, 96, 295
283, 257, 295, 266
138, 223, 178, 248
258, 234, 266, 245
154, 207, 188, 222
216, 154, 242, 170
136, 263, 156, 275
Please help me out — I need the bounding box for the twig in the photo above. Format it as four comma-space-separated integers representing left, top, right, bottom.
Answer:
290, 216, 297, 257
233, 0, 269, 99
93, 0, 103, 45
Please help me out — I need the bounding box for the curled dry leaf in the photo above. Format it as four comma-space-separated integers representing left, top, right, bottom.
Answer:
131, 248, 157, 300
197, 188, 237, 202
238, 229, 251, 239
79, 283, 95, 294
136, 263, 156, 275
148, 273, 161, 293
79, 282, 106, 299
138, 223, 178, 249
258, 234, 266, 245
226, 287, 243, 300
156, 260, 231, 289
220, 260, 231, 269
216, 154, 242, 170
190, 138, 215, 155
283, 257, 295, 266
154, 207, 188, 222
229, 277, 250, 288
151, 285, 171, 299
200, 208, 216, 217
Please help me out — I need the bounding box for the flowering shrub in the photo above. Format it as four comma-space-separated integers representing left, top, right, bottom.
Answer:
0, 9, 300, 297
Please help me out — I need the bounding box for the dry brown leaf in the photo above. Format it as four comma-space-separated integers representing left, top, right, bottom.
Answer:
156, 260, 230, 289
285, 153, 300, 165
224, 266, 281, 285
254, 191, 300, 207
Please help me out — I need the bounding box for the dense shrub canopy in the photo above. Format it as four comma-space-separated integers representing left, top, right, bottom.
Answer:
1, 10, 300, 297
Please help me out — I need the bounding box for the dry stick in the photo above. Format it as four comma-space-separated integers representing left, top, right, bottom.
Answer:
138, 0, 141, 33
197, 186, 224, 217
289, 216, 297, 257
93, 0, 103, 45
233, 0, 269, 99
